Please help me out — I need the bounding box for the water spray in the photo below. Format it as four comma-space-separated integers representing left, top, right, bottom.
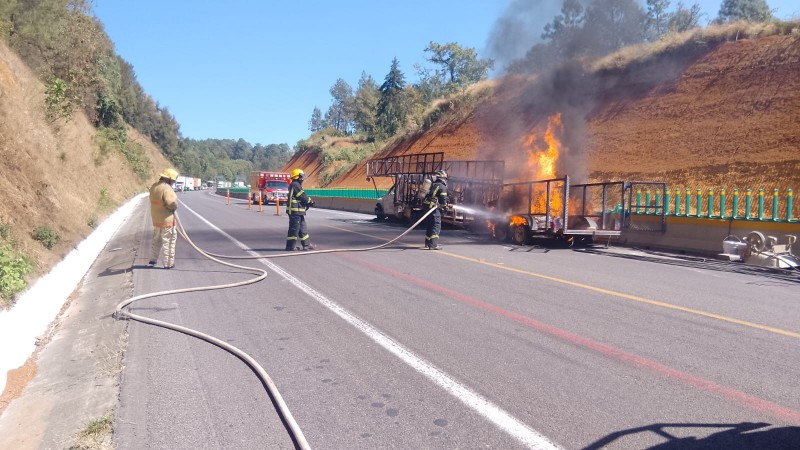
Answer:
452, 204, 509, 223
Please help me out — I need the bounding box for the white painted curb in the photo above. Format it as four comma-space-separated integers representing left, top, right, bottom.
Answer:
0, 193, 147, 394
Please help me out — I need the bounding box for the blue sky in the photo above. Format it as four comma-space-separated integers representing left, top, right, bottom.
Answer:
93, 0, 798, 148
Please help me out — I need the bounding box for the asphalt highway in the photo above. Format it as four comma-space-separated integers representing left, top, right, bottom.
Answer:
114, 190, 800, 450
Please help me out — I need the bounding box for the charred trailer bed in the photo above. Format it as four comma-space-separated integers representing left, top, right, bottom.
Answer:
367, 152, 445, 221
366, 152, 505, 225
493, 178, 666, 245
440, 159, 505, 227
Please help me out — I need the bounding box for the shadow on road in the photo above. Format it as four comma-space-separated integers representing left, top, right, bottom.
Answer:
583, 422, 800, 450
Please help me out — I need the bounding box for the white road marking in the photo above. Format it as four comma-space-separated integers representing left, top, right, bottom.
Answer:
180, 202, 560, 450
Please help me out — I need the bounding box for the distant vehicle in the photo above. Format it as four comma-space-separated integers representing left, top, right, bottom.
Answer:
249, 171, 290, 205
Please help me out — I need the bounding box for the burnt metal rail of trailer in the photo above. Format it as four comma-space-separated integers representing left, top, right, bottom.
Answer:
366, 153, 506, 225
441, 160, 505, 226
494, 178, 665, 245
568, 181, 666, 235
367, 152, 444, 178
367, 152, 446, 221
567, 181, 628, 236
496, 176, 570, 244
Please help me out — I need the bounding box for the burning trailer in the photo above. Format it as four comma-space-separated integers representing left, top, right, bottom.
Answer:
367, 152, 505, 227
488, 178, 667, 245
367, 152, 667, 246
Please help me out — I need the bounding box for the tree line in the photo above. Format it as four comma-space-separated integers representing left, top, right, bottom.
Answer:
0, 0, 290, 182
178, 139, 292, 183
308, 42, 494, 141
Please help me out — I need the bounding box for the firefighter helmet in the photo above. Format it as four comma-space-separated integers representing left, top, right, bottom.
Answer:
435, 169, 448, 180
291, 168, 305, 180
159, 168, 179, 181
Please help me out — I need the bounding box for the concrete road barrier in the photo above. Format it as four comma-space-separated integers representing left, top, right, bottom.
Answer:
618, 215, 800, 256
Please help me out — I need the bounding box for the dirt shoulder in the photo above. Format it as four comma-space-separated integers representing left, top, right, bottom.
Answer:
0, 200, 147, 449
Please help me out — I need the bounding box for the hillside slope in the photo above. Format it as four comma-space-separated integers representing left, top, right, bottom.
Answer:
322, 29, 799, 197
0, 41, 172, 305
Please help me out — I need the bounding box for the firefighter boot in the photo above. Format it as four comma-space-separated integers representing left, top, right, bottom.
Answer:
303, 243, 316, 251
285, 241, 298, 251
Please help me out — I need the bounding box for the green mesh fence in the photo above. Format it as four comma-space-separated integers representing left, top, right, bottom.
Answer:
215, 187, 250, 194
303, 188, 387, 199
215, 187, 386, 199
634, 186, 796, 222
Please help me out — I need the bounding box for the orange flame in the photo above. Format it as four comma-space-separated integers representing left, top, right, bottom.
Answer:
523, 113, 565, 216
510, 215, 527, 226
486, 205, 496, 237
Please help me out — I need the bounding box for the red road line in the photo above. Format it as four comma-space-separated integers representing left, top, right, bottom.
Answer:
340, 253, 800, 425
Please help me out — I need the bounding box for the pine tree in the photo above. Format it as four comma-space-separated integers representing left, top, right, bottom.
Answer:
308, 107, 325, 132
326, 78, 354, 133
375, 58, 408, 139
353, 71, 380, 138
646, 0, 671, 39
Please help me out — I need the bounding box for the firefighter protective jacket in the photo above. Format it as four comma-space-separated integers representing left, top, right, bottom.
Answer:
149, 180, 178, 227
424, 179, 449, 209
287, 179, 312, 215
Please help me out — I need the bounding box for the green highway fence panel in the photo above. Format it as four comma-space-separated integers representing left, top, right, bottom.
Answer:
303, 188, 388, 199
632, 185, 795, 223
219, 183, 796, 222
215, 187, 250, 194
216, 187, 387, 199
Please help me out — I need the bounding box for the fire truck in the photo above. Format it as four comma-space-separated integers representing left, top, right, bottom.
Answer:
249, 171, 290, 205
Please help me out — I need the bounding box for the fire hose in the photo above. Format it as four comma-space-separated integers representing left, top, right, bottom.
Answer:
114, 204, 439, 450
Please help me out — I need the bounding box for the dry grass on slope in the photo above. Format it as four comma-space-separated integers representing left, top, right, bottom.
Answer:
593, 20, 800, 72
0, 41, 172, 307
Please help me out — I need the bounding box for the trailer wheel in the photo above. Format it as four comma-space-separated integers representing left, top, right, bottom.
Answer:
493, 223, 509, 242
570, 235, 594, 247
510, 224, 529, 245
746, 231, 766, 252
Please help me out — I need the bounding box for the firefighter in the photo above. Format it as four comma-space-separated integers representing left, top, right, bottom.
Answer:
149, 168, 179, 268
424, 169, 451, 250
285, 168, 316, 251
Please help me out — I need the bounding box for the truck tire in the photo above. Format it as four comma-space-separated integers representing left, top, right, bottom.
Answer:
510, 224, 529, 245
493, 223, 509, 242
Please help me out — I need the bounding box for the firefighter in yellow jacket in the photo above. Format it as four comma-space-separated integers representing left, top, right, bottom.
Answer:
149, 168, 179, 268
285, 169, 316, 251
